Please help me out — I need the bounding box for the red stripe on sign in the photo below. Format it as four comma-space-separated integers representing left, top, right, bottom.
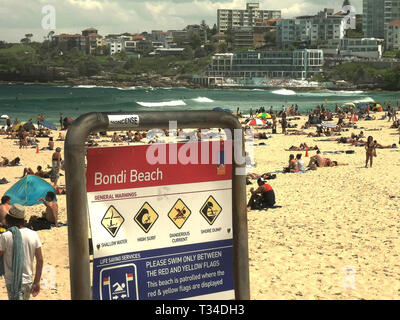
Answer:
86, 141, 233, 192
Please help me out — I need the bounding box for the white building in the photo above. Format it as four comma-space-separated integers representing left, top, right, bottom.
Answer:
217, 2, 281, 33
386, 19, 400, 50
320, 38, 384, 59
204, 49, 324, 80
277, 9, 346, 47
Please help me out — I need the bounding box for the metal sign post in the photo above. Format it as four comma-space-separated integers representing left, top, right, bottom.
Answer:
65, 111, 249, 300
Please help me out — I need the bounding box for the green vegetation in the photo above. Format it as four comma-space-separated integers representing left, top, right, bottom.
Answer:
0, 41, 212, 81
325, 62, 400, 90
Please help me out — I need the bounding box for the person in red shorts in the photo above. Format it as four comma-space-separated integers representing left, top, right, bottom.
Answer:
247, 178, 276, 211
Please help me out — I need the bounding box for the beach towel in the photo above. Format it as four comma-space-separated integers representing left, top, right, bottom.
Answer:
0, 227, 25, 300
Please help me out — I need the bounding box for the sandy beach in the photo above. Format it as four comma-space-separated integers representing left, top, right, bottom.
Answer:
0, 112, 399, 300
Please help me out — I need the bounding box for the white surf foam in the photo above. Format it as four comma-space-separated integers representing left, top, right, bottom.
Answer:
351, 97, 375, 104
136, 100, 187, 107
271, 89, 296, 96
192, 97, 214, 103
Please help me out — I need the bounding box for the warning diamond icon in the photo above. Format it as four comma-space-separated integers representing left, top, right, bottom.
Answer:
101, 205, 125, 237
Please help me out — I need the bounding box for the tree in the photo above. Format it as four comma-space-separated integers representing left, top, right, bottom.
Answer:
182, 46, 194, 60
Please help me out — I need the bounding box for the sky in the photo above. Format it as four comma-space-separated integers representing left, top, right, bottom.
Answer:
0, 0, 362, 43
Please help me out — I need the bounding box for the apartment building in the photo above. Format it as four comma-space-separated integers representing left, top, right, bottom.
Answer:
205, 49, 324, 80
217, 2, 281, 33
386, 19, 400, 50
277, 9, 346, 48
52, 28, 103, 54
363, 0, 400, 38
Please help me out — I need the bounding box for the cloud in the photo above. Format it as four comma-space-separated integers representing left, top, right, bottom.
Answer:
0, 0, 363, 43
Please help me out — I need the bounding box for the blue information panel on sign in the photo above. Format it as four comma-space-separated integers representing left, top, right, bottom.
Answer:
92, 239, 234, 300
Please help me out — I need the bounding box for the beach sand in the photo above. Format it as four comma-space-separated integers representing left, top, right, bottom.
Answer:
0, 113, 399, 300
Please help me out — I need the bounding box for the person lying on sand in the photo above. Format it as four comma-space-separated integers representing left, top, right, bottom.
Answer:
0, 157, 20, 167
288, 143, 318, 151
325, 159, 349, 167
22, 165, 51, 178
286, 130, 309, 136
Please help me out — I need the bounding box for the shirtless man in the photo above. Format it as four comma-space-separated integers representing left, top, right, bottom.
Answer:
0, 196, 11, 226
38, 192, 58, 227
309, 150, 326, 167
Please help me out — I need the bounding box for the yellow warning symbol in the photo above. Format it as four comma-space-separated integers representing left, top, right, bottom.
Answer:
134, 202, 159, 233
101, 205, 125, 237
200, 196, 222, 225
168, 199, 191, 229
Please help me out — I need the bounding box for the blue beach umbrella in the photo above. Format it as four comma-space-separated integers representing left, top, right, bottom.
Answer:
4, 176, 57, 206
213, 107, 224, 112
38, 121, 57, 130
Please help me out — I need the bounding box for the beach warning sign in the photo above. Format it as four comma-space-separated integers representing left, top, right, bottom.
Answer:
134, 202, 159, 233
200, 196, 222, 225
168, 199, 191, 229
86, 141, 234, 300
101, 206, 125, 237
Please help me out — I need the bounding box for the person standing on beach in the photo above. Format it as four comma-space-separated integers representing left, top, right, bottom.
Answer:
59, 113, 63, 130
365, 136, 376, 168
0, 204, 43, 300
272, 115, 277, 134
50, 147, 62, 186
281, 112, 287, 134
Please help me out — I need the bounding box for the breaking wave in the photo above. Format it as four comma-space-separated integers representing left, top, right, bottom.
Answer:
136, 100, 187, 107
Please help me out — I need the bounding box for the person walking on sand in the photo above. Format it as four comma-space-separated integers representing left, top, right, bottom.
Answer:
51, 147, 62, 186
365, 136, 376, 168
0, 204, 43, 300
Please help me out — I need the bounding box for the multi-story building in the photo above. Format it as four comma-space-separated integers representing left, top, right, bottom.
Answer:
319, 38, 384, 59
253, 18, 281, 48
386, 19, 400, 50
277, 9, 346, 48
52, 28, 104, 54
217, 2, 281, 33
363, 0, 400, 38
204, 49, 324, 80
232, 27, 254, 48
52, 34, 82, 50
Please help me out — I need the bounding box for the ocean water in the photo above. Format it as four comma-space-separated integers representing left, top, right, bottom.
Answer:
0, 84, 400, 124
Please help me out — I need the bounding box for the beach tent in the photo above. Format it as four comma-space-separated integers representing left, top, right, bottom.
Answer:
38, 121, 57, 130
23, 122, 35, 131
310, 116, 322, 125
13, 122, 26, 131
256, 113, 271, 119
0, 115, 9, 119
247, 118, 266, 126
4, 175, 57, 206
